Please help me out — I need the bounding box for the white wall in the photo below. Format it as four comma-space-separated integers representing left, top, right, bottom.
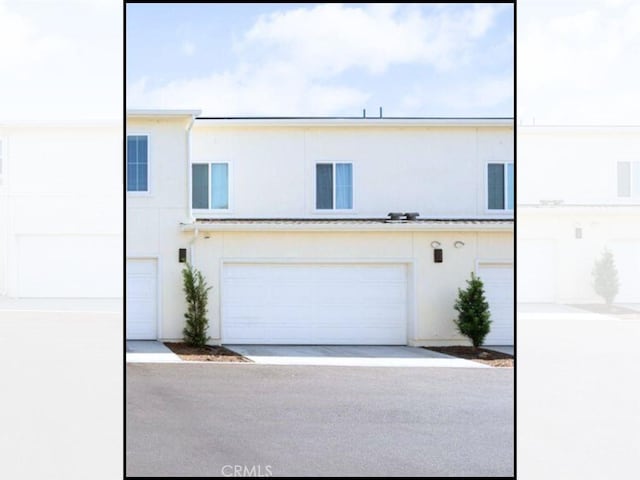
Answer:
518, 127, 640, 205
192, 124, 513, 218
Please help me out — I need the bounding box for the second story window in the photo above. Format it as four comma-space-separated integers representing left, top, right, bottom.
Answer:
487, 162, 514, 211
192, 162, 229, 210
127, 135, 149, 192
316, 162, 353, 210
617, 161, 640, 198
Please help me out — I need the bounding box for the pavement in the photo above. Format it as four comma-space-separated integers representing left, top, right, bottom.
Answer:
126, 363, 514, 477
126, 341, 182, 363
126, 342, 495, 368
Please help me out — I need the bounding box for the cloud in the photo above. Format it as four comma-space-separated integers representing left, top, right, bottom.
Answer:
0, 1, 69, 69
518, 1, 640, 124
401, 73, 514, 116
0, 0, 122, 121
238, 3, 503, 75
128, 3, 510, 116
128, 62, 370, 116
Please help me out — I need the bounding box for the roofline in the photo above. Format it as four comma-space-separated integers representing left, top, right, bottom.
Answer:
180, 219, 513, 233
194, 117, 513, 128
518, 125, 640, 133
127, 109, 202, 118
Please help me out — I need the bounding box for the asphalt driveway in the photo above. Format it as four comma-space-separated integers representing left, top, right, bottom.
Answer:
127, 364, 513, 477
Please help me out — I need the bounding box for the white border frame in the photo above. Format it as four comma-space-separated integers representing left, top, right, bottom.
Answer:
126, 133, 152, 196
217, 258, 415, 345
125, 255, 162, 340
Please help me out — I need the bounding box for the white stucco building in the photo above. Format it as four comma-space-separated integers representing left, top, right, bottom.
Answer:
518, 126, 640, 305
126, 110, 514, 346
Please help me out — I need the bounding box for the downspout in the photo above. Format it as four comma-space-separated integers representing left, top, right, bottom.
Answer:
186, 115, 196, 224
186, 115, 197, 265
189, 225, 199, 266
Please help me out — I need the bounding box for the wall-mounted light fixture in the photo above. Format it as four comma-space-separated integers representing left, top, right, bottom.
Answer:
434, 249, 443, 263
430, 241, 441, 249
575, 227, 582, 239
454, 240, 465, 248
178, 248, 187, 263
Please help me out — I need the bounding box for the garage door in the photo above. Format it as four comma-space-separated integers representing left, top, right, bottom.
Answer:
126, 259, 157, 340
222, 263, 407, 345
17, 234, 121, 297
608, 241, 640, 303
477, 263, 513, 346
518, 239, 556, 303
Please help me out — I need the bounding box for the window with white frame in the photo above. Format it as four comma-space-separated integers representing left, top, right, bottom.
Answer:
316, 162, 353, 210
617, 161, 640, 197
127, 135, 149, 192
487, 162, 514, 211
192, 162, 229, 209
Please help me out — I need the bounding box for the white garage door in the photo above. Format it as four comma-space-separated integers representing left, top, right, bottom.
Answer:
222, 263, 407, 345
126, 259, 157, 340
518, 239, 556, 303
477, 263, 514, 346
17, 235, 121, 297
608, 241, 640, 303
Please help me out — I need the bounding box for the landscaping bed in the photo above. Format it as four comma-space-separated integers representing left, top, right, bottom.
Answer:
569, 304, 640, 319
164, 342, 250, 362
425, 346, 513, 367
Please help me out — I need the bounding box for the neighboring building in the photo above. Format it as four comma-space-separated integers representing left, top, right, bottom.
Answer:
0, 122, 121, 309
126, 110, 514, 346
518, 126, 640, 305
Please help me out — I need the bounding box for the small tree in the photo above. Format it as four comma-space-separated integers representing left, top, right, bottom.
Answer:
453, 272, 492, 349
182, 263, 212, 347
592, 248, 619, 306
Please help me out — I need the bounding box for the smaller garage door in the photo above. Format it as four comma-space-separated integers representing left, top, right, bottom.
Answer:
477, 263, 513, 346
126, 259, 157, 340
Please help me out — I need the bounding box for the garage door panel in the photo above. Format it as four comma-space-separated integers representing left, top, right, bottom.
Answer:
222, 263, 407, 345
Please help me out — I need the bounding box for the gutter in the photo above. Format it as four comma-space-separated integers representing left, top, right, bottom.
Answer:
179, 222, 513, 233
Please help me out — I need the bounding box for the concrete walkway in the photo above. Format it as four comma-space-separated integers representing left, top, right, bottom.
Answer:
126, 341, 182, 363
227, 345, 487, 368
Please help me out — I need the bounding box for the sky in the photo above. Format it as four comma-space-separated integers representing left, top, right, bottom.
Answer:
126, 3, 515, 117
0, 1, 638, 123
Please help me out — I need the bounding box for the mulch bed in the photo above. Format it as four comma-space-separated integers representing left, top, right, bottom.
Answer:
569, 304, 640, 319
164, 342, 250, 362
425, 346, 513, 367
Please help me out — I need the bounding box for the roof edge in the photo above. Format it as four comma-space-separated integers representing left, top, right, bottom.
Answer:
127, 109, 201, 118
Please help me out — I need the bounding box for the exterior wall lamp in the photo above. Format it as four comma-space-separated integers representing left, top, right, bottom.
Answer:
454, 241, 465, 248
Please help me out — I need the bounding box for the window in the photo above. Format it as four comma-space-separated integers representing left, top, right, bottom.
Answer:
192, 162, 229, 209
127, 135, 148, 192
487, 162, 514, 210
316, 163, 353, 210
617, 161, 640, 197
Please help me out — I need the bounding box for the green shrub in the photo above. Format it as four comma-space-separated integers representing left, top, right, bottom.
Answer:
592, 248, 619, 305
453, 272, 492, 349
182, 263, 212, 347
